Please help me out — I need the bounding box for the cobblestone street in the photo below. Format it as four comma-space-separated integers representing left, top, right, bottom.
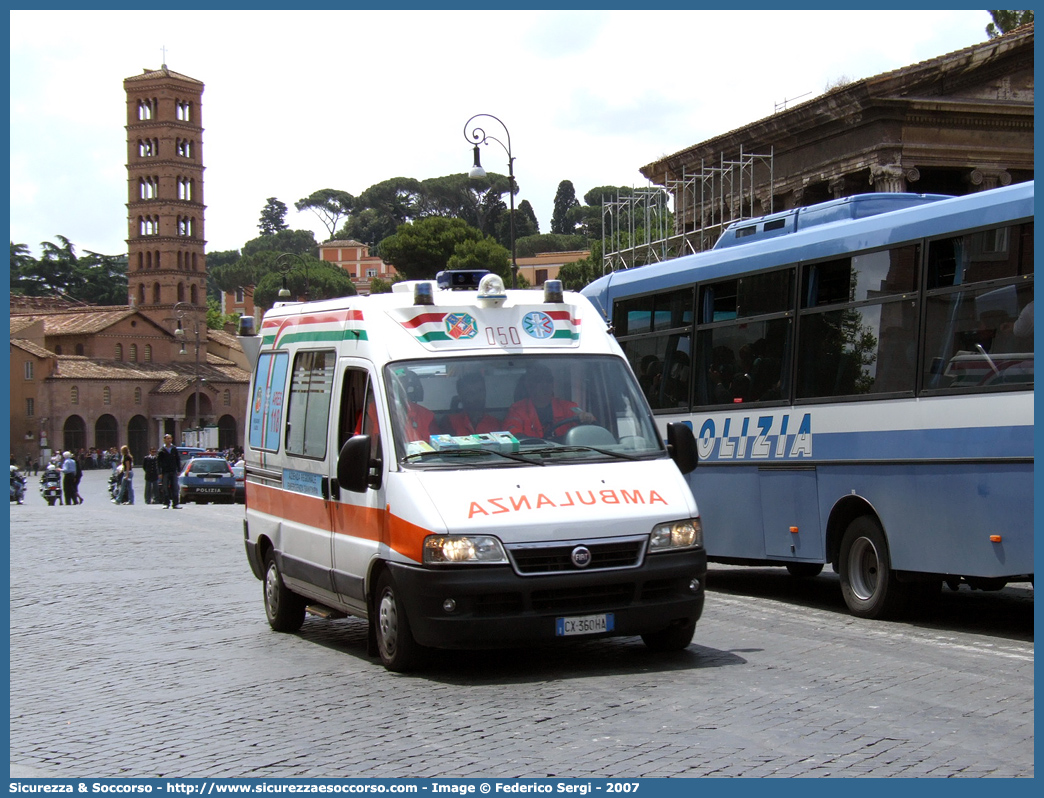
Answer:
9, 471, 1034, 778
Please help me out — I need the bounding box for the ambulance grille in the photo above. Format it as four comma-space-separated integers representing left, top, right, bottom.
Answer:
507, 537, 646, 575
531, 582, 635, 612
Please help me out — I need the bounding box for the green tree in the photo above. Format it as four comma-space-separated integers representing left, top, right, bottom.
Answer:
206, 297, 238, 330
515, 233, 589, 257
337, 177, 425, 246
556, 241, 603, 291
295, 189, 355, 241
10, 242, 35, 295
204, 248, 242, 304
551, 180, 580, 234
517, 199, 540, 236
986, 9, 1033, 37
75, 251, 128, 305
378, 216, 484, 281
336, 207, 399, 247
242, 229, 317, 258
258, 197, 289, 235
253, 259, 357, 311
368, 276, 393, 295
445, 237, 511, 281
25, 235, 82, 297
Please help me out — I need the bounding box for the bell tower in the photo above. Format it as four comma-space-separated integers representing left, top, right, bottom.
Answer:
123, 64, 207, 334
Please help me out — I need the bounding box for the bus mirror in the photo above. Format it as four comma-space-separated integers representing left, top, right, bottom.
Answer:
338, 435, 382, 492
666, 422, 698, 475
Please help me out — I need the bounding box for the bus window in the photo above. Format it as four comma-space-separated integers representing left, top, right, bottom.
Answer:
924, 223, 1033, 391
696, 318, 791, 405
797, 298, 919, 399
694, 270, 794, 406
923, 283, 1033, 390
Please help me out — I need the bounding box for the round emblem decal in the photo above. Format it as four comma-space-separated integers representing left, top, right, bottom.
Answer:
522, 311, 555, 339
570, 546, 592, 569
444, 312, 478, 340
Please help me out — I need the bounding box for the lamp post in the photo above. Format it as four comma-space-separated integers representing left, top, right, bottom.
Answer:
172, 301, 202, 442
464, 113, 517, 288
276, 252, 310, 301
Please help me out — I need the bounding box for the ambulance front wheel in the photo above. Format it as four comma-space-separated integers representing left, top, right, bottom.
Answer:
641, 618, 696, 652
374, 571, 424, 672
263, 551, 306, 633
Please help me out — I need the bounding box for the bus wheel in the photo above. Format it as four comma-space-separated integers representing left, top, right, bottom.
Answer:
374, 571, 423, 672
641, 619, 696, 652
785, 562, 824, 578
263, 551, 305, 632
839, 516, 908, 620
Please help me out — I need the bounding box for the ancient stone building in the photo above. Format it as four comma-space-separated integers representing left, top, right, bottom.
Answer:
633, 24, 1033, 261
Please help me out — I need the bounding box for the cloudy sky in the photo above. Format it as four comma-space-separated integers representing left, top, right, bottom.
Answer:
9, 9, 993, 259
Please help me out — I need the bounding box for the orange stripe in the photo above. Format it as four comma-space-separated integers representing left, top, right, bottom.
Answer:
249, 482, 430, 563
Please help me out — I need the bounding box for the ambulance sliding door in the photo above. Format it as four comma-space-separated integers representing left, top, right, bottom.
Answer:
330, 361, 385, 615
278, 349, 339, 606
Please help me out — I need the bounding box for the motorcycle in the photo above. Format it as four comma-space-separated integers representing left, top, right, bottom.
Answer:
10, 466, 26, 505
39, 468, 62, 506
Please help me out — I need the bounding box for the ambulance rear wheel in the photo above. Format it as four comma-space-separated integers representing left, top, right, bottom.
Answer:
263, 551, 305, 632
641, 619, 696, 652
374, 571, 423, 672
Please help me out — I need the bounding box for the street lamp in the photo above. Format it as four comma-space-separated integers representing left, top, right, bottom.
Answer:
464, 113, 518, 288
172, 301, 203, 440
276, 252, 310, 301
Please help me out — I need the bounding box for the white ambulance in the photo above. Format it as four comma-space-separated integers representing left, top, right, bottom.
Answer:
239, 271, 705, 671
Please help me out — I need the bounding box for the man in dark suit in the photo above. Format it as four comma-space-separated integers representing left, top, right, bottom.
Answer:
156, 434, 182, 509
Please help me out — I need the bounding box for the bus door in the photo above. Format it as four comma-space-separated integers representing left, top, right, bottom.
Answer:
759, 467, 823, 561
330, 361, 385, 615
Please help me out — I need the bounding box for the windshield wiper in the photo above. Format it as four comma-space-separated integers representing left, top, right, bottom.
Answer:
518, 445, 646, 461
402, 449, 542, 466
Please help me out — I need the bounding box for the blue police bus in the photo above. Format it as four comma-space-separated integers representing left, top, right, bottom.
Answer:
583, 181, 1033, 618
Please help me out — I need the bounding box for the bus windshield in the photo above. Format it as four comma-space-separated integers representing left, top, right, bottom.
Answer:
383, 355, 665, 467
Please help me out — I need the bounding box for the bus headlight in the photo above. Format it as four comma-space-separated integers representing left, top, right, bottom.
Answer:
423, 535, 508, 564
649, 519, 703, 552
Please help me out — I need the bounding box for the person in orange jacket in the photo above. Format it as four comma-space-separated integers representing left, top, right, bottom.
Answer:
504, 364, 594, 439
445, 371, 503, 436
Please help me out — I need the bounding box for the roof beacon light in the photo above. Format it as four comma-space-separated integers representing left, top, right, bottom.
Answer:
544, 279, 564, 303
237, 316, 256, 337
477, 273, 507, 300
414, 281, 435, 306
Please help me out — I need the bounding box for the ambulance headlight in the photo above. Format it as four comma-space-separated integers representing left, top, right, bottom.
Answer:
649, 519, 703, 551
424, 535, 508, 564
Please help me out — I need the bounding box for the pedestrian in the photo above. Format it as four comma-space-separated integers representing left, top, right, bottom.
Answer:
156, 434, 182, 509
73, 455, 84, 504
116, 445, 135, 505
60, 451, 78, 507
143, 447, 159, 504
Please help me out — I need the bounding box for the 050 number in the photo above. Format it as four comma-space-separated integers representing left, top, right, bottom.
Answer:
485, 326, 522, 346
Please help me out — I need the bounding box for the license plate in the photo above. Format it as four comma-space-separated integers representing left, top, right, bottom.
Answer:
556, 613, 614, 637
204, 477, 218, 482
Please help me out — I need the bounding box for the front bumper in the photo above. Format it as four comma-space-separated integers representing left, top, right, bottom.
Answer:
180, 484, 235, 502
388, 548, 706, 649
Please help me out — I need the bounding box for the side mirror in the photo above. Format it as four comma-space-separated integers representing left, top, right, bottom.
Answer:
666, 422, 698, 475
337, 435, 382, 492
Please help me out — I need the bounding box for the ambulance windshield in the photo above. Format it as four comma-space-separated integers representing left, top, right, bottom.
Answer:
384, 355, 666, 467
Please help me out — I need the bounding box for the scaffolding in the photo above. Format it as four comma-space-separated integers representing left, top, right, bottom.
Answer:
601, 146, 774, 273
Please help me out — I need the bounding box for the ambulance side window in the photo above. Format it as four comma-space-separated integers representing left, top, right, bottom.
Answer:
338, 368, 382, 465
285, 349, 335, 459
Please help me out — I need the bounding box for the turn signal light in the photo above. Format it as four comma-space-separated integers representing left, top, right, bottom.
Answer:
990, 535, 1002, 543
